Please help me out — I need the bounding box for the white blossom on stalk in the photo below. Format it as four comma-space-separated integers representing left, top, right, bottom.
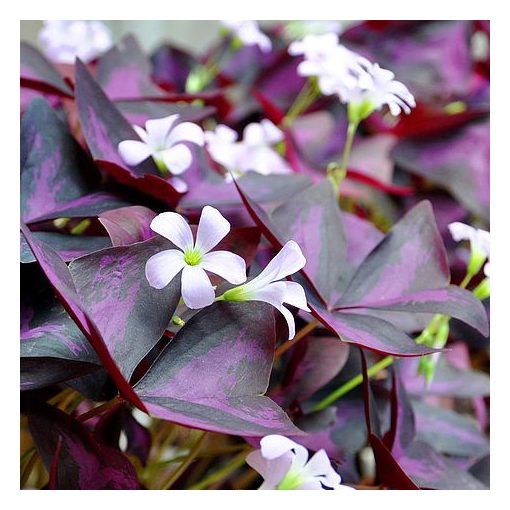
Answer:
340, 62, 416, 118
246, 435, 353, 490
220, 241, 310, 339
145, 206, 247, 309
448, 222, 490, 276
222, 20, 272, 53
118, 114, 204, 192
206, 120, 292, 181
39, 20, 113, 64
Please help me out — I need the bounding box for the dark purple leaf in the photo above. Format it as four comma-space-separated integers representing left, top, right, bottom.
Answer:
468, 455, 490, 487
150, 43, 197, 92
20, 42, 73, 98
399, 441, 487, 489
27, 401, 139, 489
21, 232, 111, 264
98, 206, 157, 246
96, 34, 164, 100
74, 59, 184, 207
412, 401, 489, 458
94, 406, 152, 466
21, 98, 99, 223
20, 224, 146, 410
68, 237, 181, 382
135, 302, 301, 436
26, 191, 135, 224
392, 121, 489, 220
280, 336, 349, 405
400, 357, 490, 397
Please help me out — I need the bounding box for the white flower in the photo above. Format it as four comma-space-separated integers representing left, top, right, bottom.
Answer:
246, 435, 352, 490
221, 241, 310, 339
222, 20, 272, 53
448, 222, 490, 277
285, 21, 343, 39
145, 206, 247, 309
118, 114, 204, 190
206, 120, 292, 181
289, 34, 370, 98
39, 20, 113, 64
340, 62, 416, 117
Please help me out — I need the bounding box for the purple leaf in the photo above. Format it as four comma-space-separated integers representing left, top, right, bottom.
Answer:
68, 237, 182, 382
399, 441, 487, 489
392, 121, 489, 220
20, 223, 146, 410
21, 232, 111, 264
135, 302, 301, 436
151, 43, 198, 93
21, 98, 99, 223
96, 34, 164, 100
412, 401, 489, 458
27, 401, 139, 489
74, 59, 184, 207
98, 206, 157, 246
20, 42, 73, 98
280, 336, 349, 405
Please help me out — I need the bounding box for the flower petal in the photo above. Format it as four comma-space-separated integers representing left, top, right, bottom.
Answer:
296, 480, 323, 490
159, 144, 192, 175
260, 435, 308, 462
145, 249, 186, 289
302, 449, 340, 487
168, 176, 188, 193
181, 265, 215, 309
132, 125, 148, 143
166, 121, 205, 147
200, 251, 247, 284
246, 450, 293, 490
283, 281, 310, 311
254, 240, 307, 287
195, 206, 231, 254
279, 305, 297, 340
150, 212, 193, 251
118, 140, 152, 166
145, 114, 179, 148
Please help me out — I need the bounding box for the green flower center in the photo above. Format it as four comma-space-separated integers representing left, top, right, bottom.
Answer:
221, 285, 251, 302
184, 248, 203, 266
276, 470, 305, 490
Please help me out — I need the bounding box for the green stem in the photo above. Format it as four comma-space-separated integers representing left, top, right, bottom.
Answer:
329, 120, 358, 192
312, 355, 394, 412
283, 80, 318, 126
187, 450, 250, 490
160, 432, 208, 490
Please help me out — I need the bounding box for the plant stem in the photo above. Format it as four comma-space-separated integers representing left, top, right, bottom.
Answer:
76, 396, 123, 422
187, 449, 250, 490
312, 355, 394, 412
329, 120, 358, 192
274, 318, 320, 358
160, 432, 208, 490
283, 80, 318, 126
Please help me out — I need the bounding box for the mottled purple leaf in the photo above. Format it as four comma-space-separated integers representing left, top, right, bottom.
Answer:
27, 401, 139, 489
21, 98, 99, 223
151, 43, 197, 92
98, 206, 157, 246
74, 59, 183, 207
21, 232, 111, 264
280, 336, 349, 405
393, 121, 489, 220
135, 302, 301, 436
399, 441, 487, 489
96, 34, 164, 100
412, 401, 489, 458
68, 237, 181, 381
20, 42, 73, 98
20, 224, 146, 410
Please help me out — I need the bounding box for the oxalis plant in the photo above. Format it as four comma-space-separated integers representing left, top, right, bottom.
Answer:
20, 20, 490, 490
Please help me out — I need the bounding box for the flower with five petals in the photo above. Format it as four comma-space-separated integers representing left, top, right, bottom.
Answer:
145, 206, 247, 309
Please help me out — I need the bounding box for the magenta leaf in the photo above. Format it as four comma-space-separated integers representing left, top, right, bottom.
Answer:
98, 206, 157, 246
21, 42, 73, 98
27, 401, 139, 489
134, 302, 301, 436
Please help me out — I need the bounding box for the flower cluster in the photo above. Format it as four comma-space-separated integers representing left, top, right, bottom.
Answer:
205, 119, 292, 181
222, 20, 272, 53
